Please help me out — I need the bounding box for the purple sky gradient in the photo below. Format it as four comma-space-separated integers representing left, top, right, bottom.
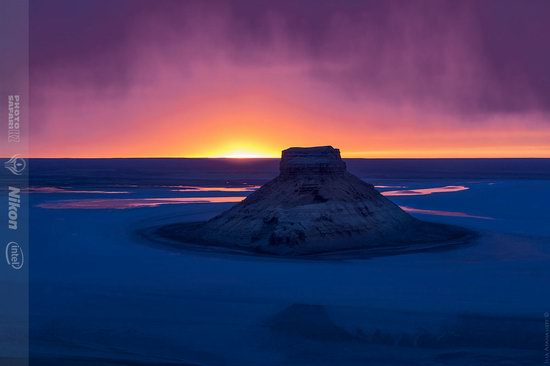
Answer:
26, 0, 550, 157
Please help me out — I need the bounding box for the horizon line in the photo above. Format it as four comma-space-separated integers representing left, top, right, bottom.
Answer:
11, 156, 550, 160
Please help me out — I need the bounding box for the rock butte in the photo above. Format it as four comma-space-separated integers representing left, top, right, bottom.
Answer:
156, 146, 470, 256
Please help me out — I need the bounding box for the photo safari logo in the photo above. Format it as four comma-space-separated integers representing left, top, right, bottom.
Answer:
5, 241, 24, 270
4, 155, 26, 175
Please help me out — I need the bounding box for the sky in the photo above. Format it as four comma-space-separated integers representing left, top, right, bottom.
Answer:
28, 0, 550, 158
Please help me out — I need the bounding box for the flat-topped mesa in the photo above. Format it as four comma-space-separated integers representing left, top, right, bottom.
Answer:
155, 145, 471, 256
280, 146, 347, 177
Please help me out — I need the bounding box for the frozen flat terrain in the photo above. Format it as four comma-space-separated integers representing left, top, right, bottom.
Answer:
21, 159, 550, 365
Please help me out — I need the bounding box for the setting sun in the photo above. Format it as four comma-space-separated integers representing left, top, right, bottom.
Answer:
220, 151, 274, 159
188, 141, 280, 159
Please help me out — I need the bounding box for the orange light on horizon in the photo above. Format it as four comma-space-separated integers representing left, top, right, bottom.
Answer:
217, 152, 275, 159
183, 139, 281, 159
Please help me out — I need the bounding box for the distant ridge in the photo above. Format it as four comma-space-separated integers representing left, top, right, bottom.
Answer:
27, 158, 550, 188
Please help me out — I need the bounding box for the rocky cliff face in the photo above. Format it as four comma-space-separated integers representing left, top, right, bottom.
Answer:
279, 146, 347, 176
159, 146, 468, 255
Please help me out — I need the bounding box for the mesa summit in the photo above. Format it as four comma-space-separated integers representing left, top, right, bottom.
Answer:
152, 146, 471, 256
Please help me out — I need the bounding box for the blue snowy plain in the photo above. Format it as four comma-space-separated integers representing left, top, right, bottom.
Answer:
26, 158, 550, 365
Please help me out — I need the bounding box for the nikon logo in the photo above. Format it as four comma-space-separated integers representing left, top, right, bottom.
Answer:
8, 186, 20, 230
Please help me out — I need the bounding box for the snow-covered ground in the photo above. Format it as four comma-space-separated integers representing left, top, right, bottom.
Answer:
28, 178, 550, 365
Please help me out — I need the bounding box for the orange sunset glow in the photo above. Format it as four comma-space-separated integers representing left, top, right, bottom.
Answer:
24, 0, 550, 159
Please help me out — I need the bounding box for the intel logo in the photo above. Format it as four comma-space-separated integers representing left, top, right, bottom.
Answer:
5, 242, 24, 270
